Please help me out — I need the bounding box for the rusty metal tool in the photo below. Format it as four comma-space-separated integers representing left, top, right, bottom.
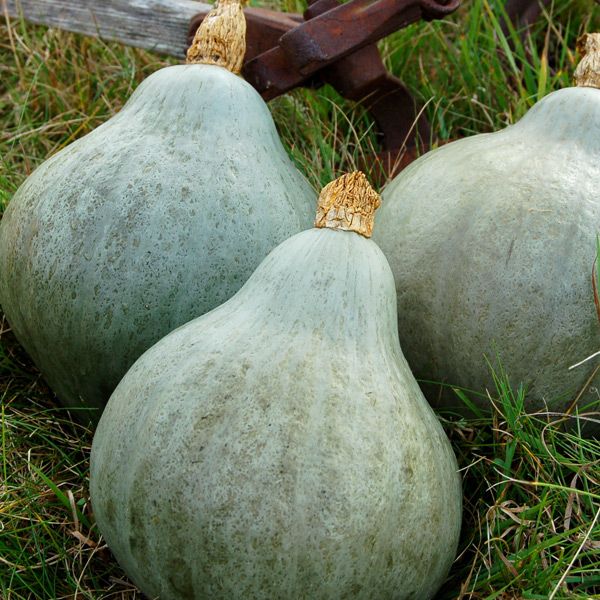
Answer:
244, 0, 459, 98
189, 0, 460, 177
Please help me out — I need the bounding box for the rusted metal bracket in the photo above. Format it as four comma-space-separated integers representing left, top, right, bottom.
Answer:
245, 0, 458, 98
189, 0, 460, 177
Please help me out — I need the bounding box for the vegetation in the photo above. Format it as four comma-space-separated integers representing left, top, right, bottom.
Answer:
1, 0, 599, 597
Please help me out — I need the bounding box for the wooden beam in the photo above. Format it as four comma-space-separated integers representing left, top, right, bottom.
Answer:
2, 0, 212, 57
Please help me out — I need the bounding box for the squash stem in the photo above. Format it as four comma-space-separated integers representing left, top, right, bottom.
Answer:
574, 33, 600, 89
186, 0, 247, 74
314, 172, 381, 238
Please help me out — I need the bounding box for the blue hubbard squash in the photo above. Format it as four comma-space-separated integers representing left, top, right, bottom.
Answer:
0, 0, 314, 419
374, 34, 600, 425
90, 172, 462, 600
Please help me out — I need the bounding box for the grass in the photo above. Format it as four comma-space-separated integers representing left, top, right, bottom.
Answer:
1, 0, 600, 597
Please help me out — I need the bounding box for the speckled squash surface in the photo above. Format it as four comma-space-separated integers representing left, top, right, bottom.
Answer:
374, 84, 600, 419
0, 63, 314, 417
90, 176, 462, 599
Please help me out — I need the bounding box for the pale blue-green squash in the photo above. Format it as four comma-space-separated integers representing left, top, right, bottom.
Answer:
90, 173, 462, 600
374, 40, 600, 424
0, 62, 315, 418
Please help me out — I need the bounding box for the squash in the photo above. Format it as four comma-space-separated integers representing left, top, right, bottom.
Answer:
373, 34, 600, 420
0, 0, 314, 419
90, 173, 462, 600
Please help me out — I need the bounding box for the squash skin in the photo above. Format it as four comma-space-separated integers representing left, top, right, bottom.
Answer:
90, 228, 462, 600
373, 87, 600, 419
0, 64, 315, 417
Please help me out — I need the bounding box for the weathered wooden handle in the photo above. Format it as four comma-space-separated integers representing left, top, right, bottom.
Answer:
2, 0, 210, 57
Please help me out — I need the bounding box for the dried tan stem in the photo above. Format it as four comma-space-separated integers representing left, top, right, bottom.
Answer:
315, 172, 381, 238
574, 33, 600, 89
186, 0, 246, 74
